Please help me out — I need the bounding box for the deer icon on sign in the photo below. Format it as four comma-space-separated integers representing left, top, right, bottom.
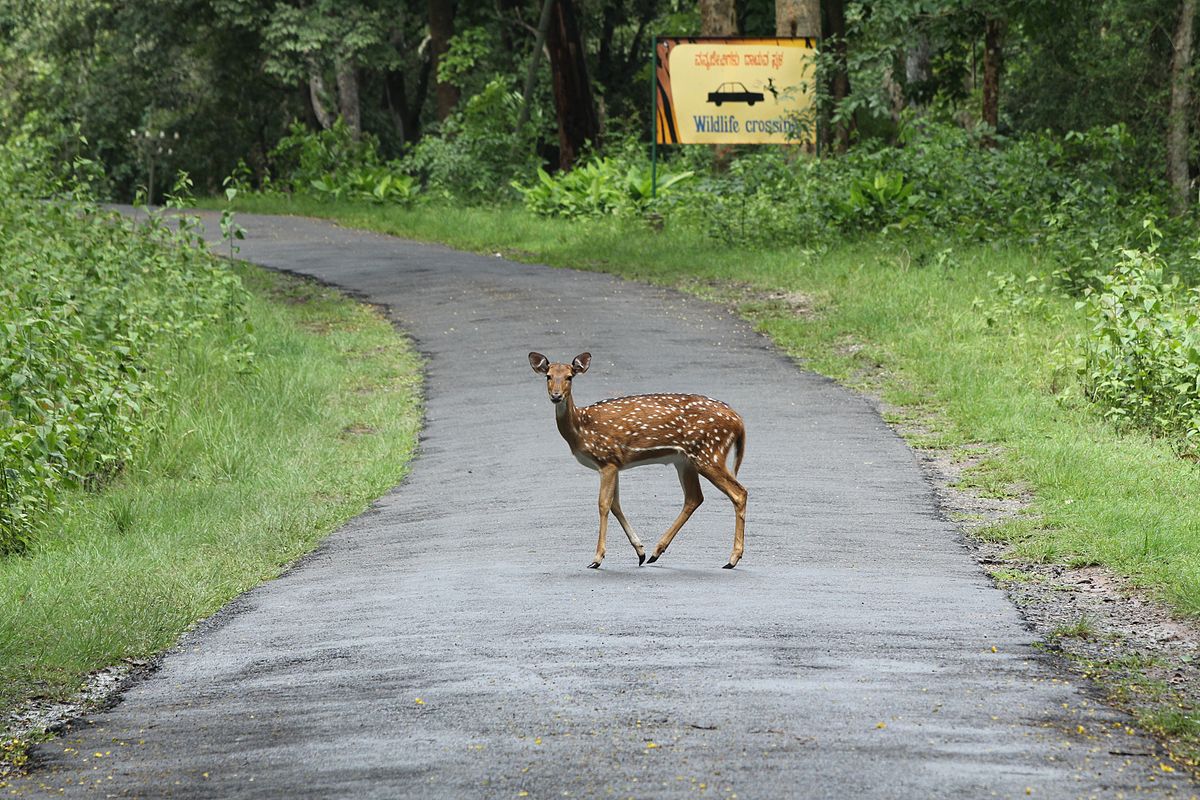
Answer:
528, 352, 747, 569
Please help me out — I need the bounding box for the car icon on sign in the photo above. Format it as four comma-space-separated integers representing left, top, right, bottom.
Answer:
707, 82, 765, 106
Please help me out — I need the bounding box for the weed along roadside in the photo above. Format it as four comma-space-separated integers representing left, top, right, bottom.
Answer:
211, 192, 1200, 771
0, 167, 422, 775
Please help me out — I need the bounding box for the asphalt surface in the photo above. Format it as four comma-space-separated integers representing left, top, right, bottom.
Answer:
19, 211, 1199, 799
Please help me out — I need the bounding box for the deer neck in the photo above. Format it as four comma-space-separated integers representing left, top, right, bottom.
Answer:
554, 393, 584, 451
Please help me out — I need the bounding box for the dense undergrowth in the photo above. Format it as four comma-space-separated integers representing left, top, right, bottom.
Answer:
0, 134, 251, 554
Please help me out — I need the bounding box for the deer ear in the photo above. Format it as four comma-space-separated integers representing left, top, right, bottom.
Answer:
571, 352, 591, 374
529, 352, 550, 374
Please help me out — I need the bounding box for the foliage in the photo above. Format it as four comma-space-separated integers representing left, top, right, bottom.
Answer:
1005, 0, 1177, 153
837, 170, 919, 232
0, 262, 422, 717
1078, 243, 1200, 455
513, 157, 693, 218
973, 270, 1063, 331
0, 136, 252, 554
401, 77, 547, 201
268, 120, 418, 205
511, 120, 1184, 284
437, 26, 495, 89
1, 0, 298, 198
241, 0, 400, 85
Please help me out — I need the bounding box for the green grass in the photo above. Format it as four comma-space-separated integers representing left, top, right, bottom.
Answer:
1051, 617, 1100, 639
0, 262, 422, 712
215, 194, 1200, 618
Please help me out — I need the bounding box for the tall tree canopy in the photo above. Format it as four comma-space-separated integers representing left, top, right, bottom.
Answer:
0, 0, 1196, 206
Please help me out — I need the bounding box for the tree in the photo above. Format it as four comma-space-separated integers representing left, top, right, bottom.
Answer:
1168, 0, 1196, 213
594, 0, 658, 122
546, 0, 601, 170
222, 0, 404, 140
699, 0, 736, 35
822, 0, 851, 152
980, 14, 1004, 145
428, 0, 459, 121
776, 0, 819, 37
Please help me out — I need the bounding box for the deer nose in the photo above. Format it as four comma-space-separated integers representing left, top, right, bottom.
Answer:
550, 393, 564, 403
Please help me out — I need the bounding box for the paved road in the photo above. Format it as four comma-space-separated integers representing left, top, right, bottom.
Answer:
20, 212, 1198, 799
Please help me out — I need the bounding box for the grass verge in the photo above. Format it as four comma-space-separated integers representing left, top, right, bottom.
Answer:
0, 261, 421, 717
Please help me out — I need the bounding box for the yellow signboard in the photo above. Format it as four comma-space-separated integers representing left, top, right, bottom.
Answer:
655, 37, 818, 145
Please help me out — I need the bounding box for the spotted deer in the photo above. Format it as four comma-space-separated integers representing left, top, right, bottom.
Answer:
528, 352, 747, 569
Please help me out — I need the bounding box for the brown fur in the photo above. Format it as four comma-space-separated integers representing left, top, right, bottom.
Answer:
529, 351, 748, 568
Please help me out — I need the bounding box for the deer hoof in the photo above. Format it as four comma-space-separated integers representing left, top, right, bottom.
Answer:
646, 554, 659, 564
638, 552, 646, 566
587, 561, 601, 569
722, 562, 735, 569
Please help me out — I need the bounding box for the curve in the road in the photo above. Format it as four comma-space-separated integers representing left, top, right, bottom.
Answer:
18, 212, 1198, 799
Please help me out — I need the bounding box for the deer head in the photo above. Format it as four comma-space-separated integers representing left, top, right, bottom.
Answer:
529, 352, 590, 406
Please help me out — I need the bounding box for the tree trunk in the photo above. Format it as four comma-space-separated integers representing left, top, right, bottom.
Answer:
701, 0, 738, 166
336, 62, 361, 138
407, 54, 433, 142
596, 0, 619, 88
1168, 0, 1196, 214
699, 0, 737, 36
823, 0, 851, 152
776, 0, 820, 37
308, 73, 335, 130
518, 0, 556, 131
904, 34, 931, 105
385, 69, 407, 145
428, 0, 459, 121
981, 16, 1004, 146
546, 0, 601, 170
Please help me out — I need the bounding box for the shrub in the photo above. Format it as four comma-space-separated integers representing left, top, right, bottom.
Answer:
513, 156, 693, 218
547, 120, 1185, 273
1077, 243, 1200, 454
268, 120, 418, 205
402, 77, 546, 201
0, 137, 252, 553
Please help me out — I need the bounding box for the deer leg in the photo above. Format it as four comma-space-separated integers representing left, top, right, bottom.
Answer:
590, 465, 619, 569
647, 463, 704, 564
610, 479, 647, 565
698, 464, 747, 569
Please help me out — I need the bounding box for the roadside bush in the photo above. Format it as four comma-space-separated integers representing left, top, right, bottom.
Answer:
513, 156, 693, 218
0, 137, 252, 554
514, 120, 1184, 279
402, 77, 546, 201
1077, 243, 1200, 454
268, 120, 418, 205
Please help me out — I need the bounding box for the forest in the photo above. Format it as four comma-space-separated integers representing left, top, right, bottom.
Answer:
0, 0, 1197, 208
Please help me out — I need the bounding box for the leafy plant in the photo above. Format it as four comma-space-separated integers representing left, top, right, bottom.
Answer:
838, 170, 920, 231
268, 120, 419, 206
514, 157, 693, 218
1077, 242, 1200, 455
402, 77, 547, 201
220, 179, 247, 258
0, 136, 253, 554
